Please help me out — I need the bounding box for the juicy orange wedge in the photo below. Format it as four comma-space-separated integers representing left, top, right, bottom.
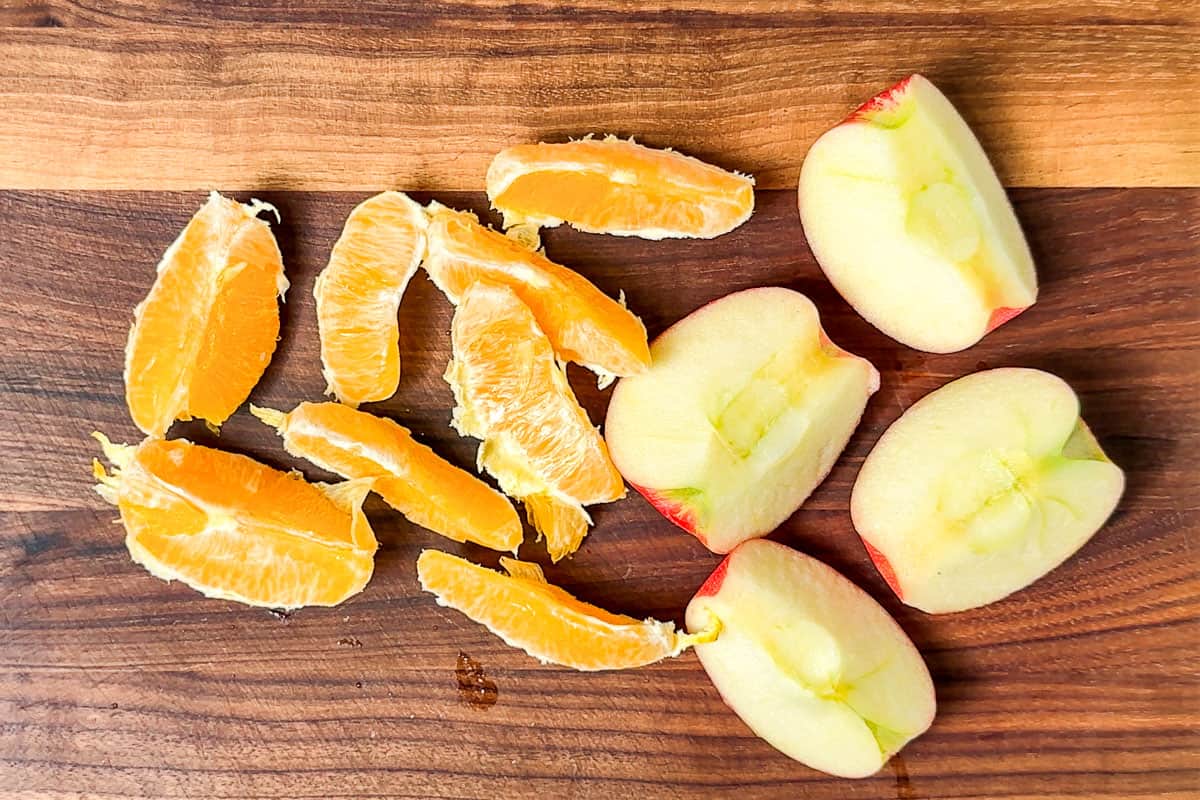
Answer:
92, 433, 376, 609
486, 136, 755, 240
424, 205, 650, 381
417, 549, 715, 670
252, 401, 522, 552
125, 191, 287, 437
446, 281, 625, 561
314, 192, 428, 406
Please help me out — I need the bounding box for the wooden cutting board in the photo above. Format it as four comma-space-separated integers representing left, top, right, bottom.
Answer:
1, 3, 1197, 799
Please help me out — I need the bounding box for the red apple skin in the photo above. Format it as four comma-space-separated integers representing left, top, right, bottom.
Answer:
845, 74, 915, 123
693, 553, 732, 598
862, 540, 903, 599
986, 305, 1028, 332
631, 482, 704, 545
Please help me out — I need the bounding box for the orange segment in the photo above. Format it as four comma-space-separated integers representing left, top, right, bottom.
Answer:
124, 191, 286, 437
92, 433, 375, 609
314, 192, 428, 406
446, 280, 625, 561
522, 494, 590, 562
417, 549, 714, 670
252, 402, 522, 552
486, 136, 755, 239
424, 206, 650, 379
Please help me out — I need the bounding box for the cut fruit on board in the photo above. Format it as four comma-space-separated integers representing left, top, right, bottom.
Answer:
798, 74, 1037, 353
92, 433, 377, 609
685, 539, 936, 779
423, 204, 650, 382
605, 287, 879, 554
418, 549, 716, 671
486, 135, 755, 240
124, 191, 287, 437
314, 191, 428, 407
445, 280, 625, 562
851, 367, 1125, 614
252, 402, 522, 553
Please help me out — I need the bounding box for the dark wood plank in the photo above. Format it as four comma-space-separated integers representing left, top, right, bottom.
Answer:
1, 188, 1197, 798
0, 15, 1195, 190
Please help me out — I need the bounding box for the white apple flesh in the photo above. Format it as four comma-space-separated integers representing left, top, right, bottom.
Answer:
686, 539, 936, 778
798, 74, 1037, 353
852, 368, 1125, 614
605, 287, 879, 553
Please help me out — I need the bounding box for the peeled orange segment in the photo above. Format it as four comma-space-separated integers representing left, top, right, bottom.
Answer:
417, 549, 715, 670
486, 136, 755, 240
447, 281, 626, 506
522, 493, 590, 563
251, 402, 522, 552
314, 192, 429, 406
424, 206, 650, 379
92, 433, 376, 609
124, 191, 287, 438
446, 280, 625, 561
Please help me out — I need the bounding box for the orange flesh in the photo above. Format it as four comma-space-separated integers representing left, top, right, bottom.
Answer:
495, 172, 710, 234
424, 207, 650, 378
254, 402, 522, 552
446, 281, 625, 561
314, 192, 428, 406
416, 549, 693, 671
124, 192, 285, 437
522, 493, 591, 561
486, 138, 754, 239
93, 435, 375, 609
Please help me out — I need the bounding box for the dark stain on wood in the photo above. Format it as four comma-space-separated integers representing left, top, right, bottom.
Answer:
18, 529, 62, 560
455, 652, 499, 710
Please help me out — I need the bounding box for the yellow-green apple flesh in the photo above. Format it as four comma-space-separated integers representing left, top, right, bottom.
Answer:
851, 368, 1125, 614
686, 539, 936, 778
605, 287, 878, 553
798, 74, 1037, 353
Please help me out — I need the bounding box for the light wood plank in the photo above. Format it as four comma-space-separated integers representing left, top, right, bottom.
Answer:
0, 22, 1195, 190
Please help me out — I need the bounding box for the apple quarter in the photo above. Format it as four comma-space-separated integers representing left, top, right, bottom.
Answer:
686, 539, 936, 778
851, 368, 1125, 614
605, 287, 879, 553
798, 74, 1037, 353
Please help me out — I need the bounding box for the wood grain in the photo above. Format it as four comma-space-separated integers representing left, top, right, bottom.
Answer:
1, 188, 1197, 799
3, 0, 1195, 27
0, 6, 1196, 190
